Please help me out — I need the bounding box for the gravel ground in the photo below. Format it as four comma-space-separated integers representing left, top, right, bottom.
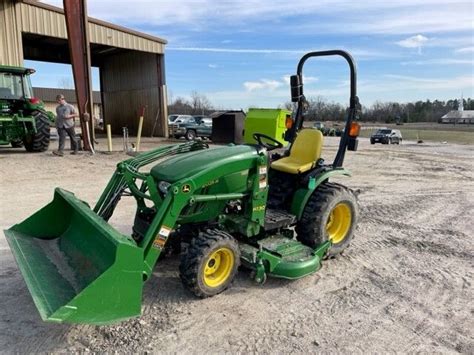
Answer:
0, 136, 473, 353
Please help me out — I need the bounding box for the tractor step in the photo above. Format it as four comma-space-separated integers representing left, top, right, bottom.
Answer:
264, 209, 296, 231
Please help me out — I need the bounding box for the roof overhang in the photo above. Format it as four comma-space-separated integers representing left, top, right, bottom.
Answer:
19, 0, 166, 55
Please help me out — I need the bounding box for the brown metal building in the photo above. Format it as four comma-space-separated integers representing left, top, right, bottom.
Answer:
0, 0, 168, 137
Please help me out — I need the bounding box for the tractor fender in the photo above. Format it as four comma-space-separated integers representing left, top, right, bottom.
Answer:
290, 168, 351, 219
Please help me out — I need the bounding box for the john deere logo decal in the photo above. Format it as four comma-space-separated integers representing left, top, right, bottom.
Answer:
182, 184, 191, 193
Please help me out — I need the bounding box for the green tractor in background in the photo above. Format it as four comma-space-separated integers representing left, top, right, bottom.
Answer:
5, 50, 362, 325
0, 66, 53, 152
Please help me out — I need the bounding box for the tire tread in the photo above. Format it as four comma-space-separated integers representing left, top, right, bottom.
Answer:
179, 229, 240, 298
296, 182, 358, 258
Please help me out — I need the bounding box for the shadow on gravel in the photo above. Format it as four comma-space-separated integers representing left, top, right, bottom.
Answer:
0, 262, 72, 352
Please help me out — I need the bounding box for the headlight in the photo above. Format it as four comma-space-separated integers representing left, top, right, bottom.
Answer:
158, 181, 171, 194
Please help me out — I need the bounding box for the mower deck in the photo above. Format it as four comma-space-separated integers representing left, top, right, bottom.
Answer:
240, 234, 330, 282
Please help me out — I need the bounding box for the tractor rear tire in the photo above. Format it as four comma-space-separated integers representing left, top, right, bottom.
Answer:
179, 229, 240, 298
296, 182, 358, 258
24, 110, 50, 152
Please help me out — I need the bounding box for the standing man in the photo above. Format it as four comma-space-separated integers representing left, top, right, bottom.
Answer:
54, 94, 79, 156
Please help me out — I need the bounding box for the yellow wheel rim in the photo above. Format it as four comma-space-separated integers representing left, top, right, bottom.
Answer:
203, 248, 234, 288
326, 202, 352, 244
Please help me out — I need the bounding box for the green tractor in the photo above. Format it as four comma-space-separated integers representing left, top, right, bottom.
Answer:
0, 66, 53, 151
5, 50, 362, 325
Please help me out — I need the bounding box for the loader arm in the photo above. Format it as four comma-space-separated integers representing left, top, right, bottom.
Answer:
93, 140, 269, 281
94, 141, 209, 220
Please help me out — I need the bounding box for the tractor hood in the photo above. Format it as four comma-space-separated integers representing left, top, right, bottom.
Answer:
151, 145, 258, 182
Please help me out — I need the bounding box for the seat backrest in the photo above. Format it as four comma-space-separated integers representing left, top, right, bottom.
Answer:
289, 129, 323, 163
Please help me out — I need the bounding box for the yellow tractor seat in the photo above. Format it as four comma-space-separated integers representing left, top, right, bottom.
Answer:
271, 129, 323, 174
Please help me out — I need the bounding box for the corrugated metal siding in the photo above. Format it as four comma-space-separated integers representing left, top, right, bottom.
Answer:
89, 22, 164, 53
101, 52, 165, 136
19, 2, 68, 38
101, 52, 161, 91
0, 0, 23, 66
18, 2, 163, 54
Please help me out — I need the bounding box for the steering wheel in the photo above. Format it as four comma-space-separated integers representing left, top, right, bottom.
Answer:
253, 133, 284, 151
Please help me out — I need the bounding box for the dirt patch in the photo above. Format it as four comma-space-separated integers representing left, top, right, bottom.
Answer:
0, 137, 473, 352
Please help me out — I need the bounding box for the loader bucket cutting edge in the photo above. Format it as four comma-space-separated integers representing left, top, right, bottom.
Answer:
4, 188, 144, 325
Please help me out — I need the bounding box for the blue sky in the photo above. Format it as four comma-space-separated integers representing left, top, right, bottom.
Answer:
32, 0, 473, 109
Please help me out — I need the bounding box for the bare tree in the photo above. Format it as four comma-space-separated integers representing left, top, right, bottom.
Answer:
168, 91, 214, 116
190, 91, 213, 115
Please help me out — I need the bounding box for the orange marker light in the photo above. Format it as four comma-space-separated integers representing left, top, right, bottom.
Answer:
285, 115, 293, 129
349, 122, 361, 137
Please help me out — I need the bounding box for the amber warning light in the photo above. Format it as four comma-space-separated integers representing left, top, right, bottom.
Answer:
349, 122, 360, 137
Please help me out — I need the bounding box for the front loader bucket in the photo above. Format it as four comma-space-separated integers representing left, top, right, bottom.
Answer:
4, 188, 144, 325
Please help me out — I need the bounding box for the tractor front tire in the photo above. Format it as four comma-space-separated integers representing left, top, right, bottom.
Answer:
296, 182, 358, 258
179, 229, 240, 298
24, 110, 50, 152
11, 139, 23, 148
185, 129, 197, 140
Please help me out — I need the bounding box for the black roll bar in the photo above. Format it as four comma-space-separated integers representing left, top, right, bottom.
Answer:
288, 49, 360, 168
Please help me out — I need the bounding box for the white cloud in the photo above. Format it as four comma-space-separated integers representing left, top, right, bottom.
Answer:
244, 75, 318, 93
421, 36, 474, 49
167, 46, 388, 60
243, 79, 283, 92
290, 3, 473, 35
401, 59, 474, 66
243, 75, 321, 99
168, 47, 307, 54
396, 35, 429, 54
397, 35, 429, 48
455, 46, 474, 54
282, 75, 318, 84
208, 64, 218, 68
40, 0, 473, 36
382, 74, 474, 90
